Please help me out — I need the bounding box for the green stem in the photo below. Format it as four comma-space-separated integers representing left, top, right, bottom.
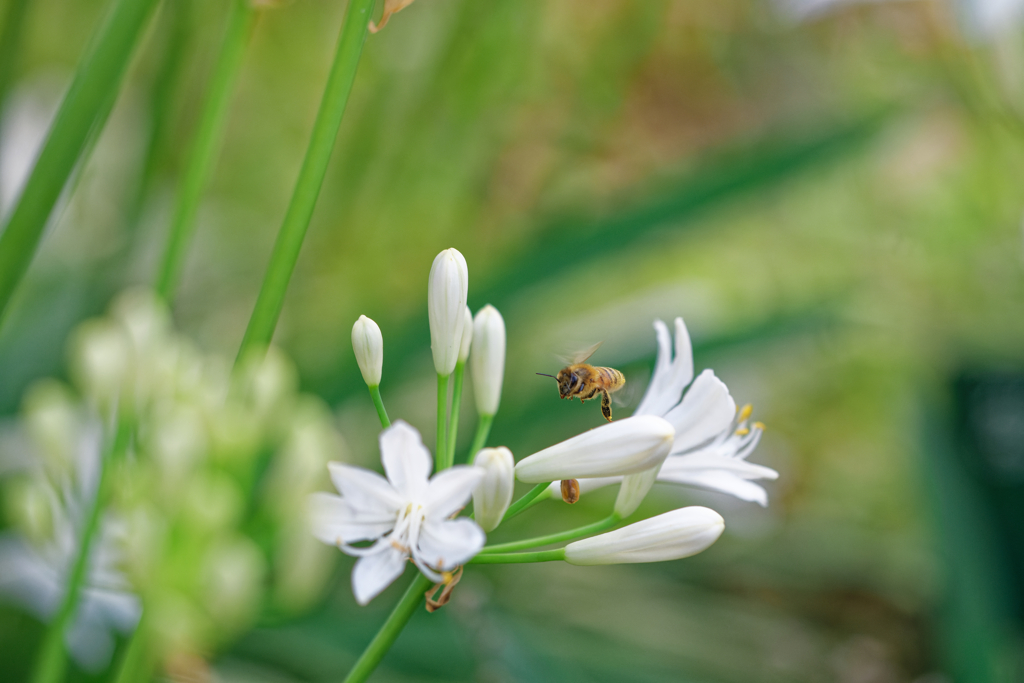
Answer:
156, 0, 255, 301
30, 418, 131, 683
435, 373, 449, 472
501, 482, 551, 523
235, 0, 374, 362
480, 513, 621, 554
445, 362, 465, 469
0, 0, 159, 325
369, 385, 390, 428
468, 548, 566, 564
110, 612, 153, 683
465, 413, 493, 464
342, 572, 432, 683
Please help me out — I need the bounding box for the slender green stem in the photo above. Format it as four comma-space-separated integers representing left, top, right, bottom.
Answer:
110, 612, 153, 683
369, 385, 390, 428
342, 572, 432, 683
480, 513, 621, 554
30, 418, 131, 683
465, 413, 493, 464
446, 362, 465, 469
435, 373, 449, 472
156, 0, 255, 301
502, 482, 551, 523
0, 0, 159, 325
236, 0, 375, 361
468, 548, 566, 564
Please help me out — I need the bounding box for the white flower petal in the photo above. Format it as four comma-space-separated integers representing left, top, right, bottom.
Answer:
515, 415, 674, 482
309, 492, 394, 545
658, 469, 772, 507
565, 506, 724, 565
416, 518, 485, 570
424, 466, 484, 520
660, 453, 779, 481
378, 421, 432, 501
351, 545, 408, 605
635, 318, 694, 418
662, 370, 736, 453
327, 463, 404, 514
614, 465, 662, 517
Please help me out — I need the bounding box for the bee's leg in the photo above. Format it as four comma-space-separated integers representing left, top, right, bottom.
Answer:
600, 390, 613, 421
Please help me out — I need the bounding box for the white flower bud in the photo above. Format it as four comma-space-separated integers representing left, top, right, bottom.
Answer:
613, 466, 661, 518
514, 415, 674, 483
565, 506, 724, 565
351, 315, 384, 387
457, 307, 473, 363
472, 447, 515, 532
68, 319, 131, 411
470, 305, 505, 416
427, 248, 469, 376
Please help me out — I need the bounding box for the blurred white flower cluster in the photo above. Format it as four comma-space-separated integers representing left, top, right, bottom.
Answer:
1, 290, 341, 668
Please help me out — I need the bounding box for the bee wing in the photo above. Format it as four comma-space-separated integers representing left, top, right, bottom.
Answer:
556, 341, 603, 366
612, 376, 639, 407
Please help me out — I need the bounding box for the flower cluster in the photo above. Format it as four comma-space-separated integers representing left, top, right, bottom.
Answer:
0, 290, 341, 669
313, 248, 779, 609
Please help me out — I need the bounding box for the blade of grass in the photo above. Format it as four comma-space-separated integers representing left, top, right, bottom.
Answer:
236, 0, 375, 363
0, 0, 160, 326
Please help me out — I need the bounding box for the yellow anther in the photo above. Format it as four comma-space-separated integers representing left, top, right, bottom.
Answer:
738, 404, 753, 422
734, 427, 750, 436
753, 421, 766, 431
442, 570, 455, 584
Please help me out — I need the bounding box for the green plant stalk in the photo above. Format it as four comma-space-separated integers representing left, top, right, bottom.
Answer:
501, 482, 551, 522
342, 572, 432, 683
436, 373, 449, 472
0, 0, 159, 325
30, 418, 132, 683
445, 361, 465, 468
466, 413, 493, 464
110, 611, 153, 683
369, 385, 390, 428
468, 548, 566, 564
480, 513, 621, 554
155, 0, 255, 301
236, 0, 375, 361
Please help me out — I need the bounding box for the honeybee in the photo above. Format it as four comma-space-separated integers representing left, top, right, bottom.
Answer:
537, 342, 626, 422
538, 343, 626, 505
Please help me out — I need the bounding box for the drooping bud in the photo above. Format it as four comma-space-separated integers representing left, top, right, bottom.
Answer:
514, 415, 674, 483
351, 315, 384, 387
564, 507, 724, 565
471, 447, 514, 532
457, 307, 473, 364
427, 248, 469, 377
470, 305, 505, 416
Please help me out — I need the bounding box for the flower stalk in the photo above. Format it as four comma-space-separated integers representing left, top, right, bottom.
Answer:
369, 385, 390, 428
502, 482, 552, 522
236, 0, 375, 362
468, 548, 566, 564
341, 573, 432, 683
467, 413, 493, 462
446, 360, 465, 468
480, 513, 621, 554
30, 416, 132, 683
155, 0, 255, 301
0, 0, 160, 325
436, 373, 449, 472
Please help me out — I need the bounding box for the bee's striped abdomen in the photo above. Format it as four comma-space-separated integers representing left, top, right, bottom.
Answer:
594, 366, 626, 392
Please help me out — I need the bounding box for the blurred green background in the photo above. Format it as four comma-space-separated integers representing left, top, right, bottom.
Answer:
2, 0, 1024, 680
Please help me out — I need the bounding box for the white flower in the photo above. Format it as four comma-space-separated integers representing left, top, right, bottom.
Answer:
457, 307, 473, 364
471, 447, 514, 532
351, 315, 384, 387
427, 248, 469, 377
614, 318, 737, 516
514, 415, 675, 483
310, 421, 485, 605
564, 506, 724, 565
469, 305, 505, 416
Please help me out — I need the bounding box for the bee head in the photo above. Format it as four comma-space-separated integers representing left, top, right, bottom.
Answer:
555, 369, 577, 399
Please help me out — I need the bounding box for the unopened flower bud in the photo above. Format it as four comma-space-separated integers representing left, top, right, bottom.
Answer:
514, 415, 674, 483
457, 307, 473, 363
472, 447, 514, 532
614, 466, 661, 518
351, 315, 384, 387
470, 305, 505, 416
565, 507, 724, 565
428, 248, 468, 377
